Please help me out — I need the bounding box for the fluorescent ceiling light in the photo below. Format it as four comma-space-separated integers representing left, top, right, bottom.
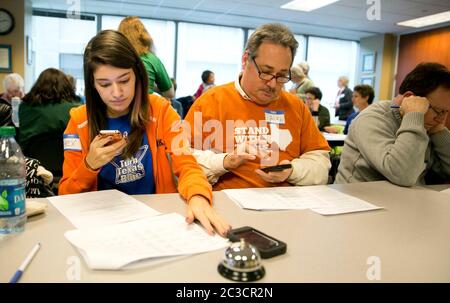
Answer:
281, 0, 340, 12
397, 11, 450, 28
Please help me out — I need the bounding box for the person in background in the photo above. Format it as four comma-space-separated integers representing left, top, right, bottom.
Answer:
18, 68, 82, 153
194, 70, 215, 100
0, 73, 25, 126
298, 61, 311, 81
336, 62, 450, 186
304, 87, 330, 132
289, 65, 314, 101
59, 30, 230, 236
185, 23, 331, 189
118, 16, 174, 99
334, 76, 354, 121
343, 84, 374, 134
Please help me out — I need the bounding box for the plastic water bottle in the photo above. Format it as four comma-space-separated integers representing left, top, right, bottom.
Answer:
11, 96, 22, 127
0, 126, 26, 233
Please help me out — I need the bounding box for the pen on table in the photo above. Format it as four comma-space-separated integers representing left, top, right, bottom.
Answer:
9, 243, 41, 283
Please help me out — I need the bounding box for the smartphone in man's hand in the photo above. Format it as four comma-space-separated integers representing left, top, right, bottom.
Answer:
260, 164, 292, 173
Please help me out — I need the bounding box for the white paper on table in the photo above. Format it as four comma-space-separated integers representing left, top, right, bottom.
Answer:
65, 213, 229, 270
223, 187, 326, 210
48, 189, 160, 229
223, 186, 382, 215
306, 186, 382, 215
440, 188, 450, 196
322, 132, 347, 142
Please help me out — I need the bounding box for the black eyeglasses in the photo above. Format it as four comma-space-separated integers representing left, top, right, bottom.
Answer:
251, 57, 291, 84
429, 104, 449, 118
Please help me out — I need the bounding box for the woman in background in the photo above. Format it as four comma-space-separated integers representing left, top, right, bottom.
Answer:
334, 76, 354, 121
118, 16, 174, 99
289, 65, 314, 102
343, 84, 374, 134
18, 68, 81, 152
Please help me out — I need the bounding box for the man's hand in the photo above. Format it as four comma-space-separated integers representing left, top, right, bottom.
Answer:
223, 141, 259, 170
400, 95, 429, 115
223, 153, 256, 170
255, 160, 293, 184
324, 126, 339, 134
428, 112, 448, 135
186, 195, 231, 237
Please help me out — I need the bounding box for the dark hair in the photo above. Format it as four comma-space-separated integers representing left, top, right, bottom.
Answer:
399, 62, 450, 97
353, 84, 375, 104
201, 70, 213, 84
84, 30, 150, 159
305, 87, 322, 101
22, 68, 78, 105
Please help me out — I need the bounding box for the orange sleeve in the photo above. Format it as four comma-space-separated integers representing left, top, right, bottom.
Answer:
160, 100, 213, 204
58, 116, 99, 195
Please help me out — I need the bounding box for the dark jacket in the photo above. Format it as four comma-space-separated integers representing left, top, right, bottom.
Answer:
0, 93, 13, 126
311, 104, 331, 131
335, 87, 354, 120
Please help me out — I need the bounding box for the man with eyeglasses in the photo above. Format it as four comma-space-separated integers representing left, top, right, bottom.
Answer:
184, 23, 331, 190
336, 62, 450, 186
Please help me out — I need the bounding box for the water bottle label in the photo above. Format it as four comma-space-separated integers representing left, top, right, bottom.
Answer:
0, 183, 26, 218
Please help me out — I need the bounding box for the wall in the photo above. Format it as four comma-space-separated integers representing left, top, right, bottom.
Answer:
379, 34, 397, 102
356, 34, 396, 102
0, 0, 33, 91
395, 26, 450, 129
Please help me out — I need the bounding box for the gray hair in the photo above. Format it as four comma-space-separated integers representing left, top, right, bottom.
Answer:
339, 76, 349, 86
3, 73, 24, 91
298, 61, 310, 75
246, 23, 298, 63
291, 65, 305, 79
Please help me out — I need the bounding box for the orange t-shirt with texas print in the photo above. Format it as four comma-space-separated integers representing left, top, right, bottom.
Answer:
184, 81, 330, 190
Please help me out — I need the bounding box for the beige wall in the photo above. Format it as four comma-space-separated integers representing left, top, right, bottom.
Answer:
356, 34, 398, 102
0, 0, 32, 92
356, 34, 384, 102
379, 34, 397, 101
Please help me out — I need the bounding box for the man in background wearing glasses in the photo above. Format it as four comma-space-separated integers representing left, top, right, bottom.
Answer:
336, 62, 450, 186
184, 23, 331, 190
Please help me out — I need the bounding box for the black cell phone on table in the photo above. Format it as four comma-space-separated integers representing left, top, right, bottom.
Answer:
260, 164, 292, 173
227, 226, 287, 259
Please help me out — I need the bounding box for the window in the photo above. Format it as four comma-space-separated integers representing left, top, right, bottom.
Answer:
31, 15, 97, 95
306, 36, 358, 118
176, 23, 244, 97
59, 53, 84, 96
101, 16, 176, 77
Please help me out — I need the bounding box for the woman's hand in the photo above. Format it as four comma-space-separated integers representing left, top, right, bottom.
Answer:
85, 135, 127, 170
186, 195, 231, 237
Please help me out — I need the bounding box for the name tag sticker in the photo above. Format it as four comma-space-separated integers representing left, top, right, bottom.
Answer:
264, 110, 285, 125
63, 134, 81, 151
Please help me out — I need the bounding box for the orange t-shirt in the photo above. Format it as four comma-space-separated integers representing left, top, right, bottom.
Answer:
184, 81, 330, 190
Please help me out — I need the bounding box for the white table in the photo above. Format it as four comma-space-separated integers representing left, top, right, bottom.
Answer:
1, 181, 449, 282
